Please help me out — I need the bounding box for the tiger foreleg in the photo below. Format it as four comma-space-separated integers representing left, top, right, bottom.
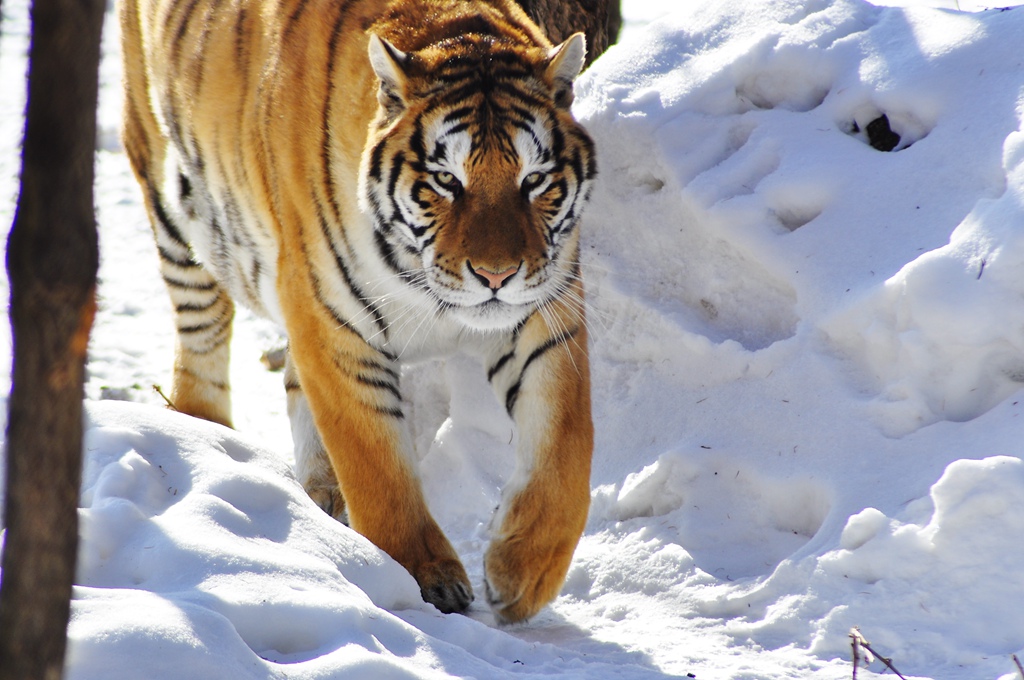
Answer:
284, 349, 347, 522
484, 305, 593, 624
280, 274, 472, 614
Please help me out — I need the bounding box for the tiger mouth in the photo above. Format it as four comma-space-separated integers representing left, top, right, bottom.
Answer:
448, 296, 535, 332
469, 296, 529, 315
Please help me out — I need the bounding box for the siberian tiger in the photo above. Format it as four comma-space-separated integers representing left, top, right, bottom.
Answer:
120, 0, 596, 623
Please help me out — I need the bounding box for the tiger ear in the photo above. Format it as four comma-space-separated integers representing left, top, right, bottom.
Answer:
368, 34, 409, 117
545, 32, 586, 109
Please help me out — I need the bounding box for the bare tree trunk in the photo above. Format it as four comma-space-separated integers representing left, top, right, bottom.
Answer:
516, 0, 621, 65
0, 0, 105, 677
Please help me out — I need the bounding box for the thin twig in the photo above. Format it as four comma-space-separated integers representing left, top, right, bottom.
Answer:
860, 640, 908, 680
1012, 653, 1024, 680
851, 630, 860, 680
152, 384, 178, 411
850, 628, 907, 680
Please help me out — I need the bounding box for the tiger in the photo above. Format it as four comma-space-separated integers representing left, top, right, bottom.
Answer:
119, 0, 596, 623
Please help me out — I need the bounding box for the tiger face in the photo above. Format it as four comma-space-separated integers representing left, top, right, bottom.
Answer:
361, 34, 596, 332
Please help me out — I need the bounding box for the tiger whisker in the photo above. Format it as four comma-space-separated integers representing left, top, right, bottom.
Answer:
394, 296, 447, 360
361, 267, 432, 292
535, 297, 582, 377
548, 273, 612, 331
544, 276, 600, 330
368, 299, 422, 344
347, 269, 434, 334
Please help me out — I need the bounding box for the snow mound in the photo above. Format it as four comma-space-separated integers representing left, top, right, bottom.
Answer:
72, 401, 429, 676
590, 451, 831, 579
825, 127, 1024, 435
714, 456, 1024, 671
68, 402, 677, 679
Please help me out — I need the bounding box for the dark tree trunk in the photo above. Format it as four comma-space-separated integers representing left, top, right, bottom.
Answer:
517, 0, 621, 65
0, 0, 105, 677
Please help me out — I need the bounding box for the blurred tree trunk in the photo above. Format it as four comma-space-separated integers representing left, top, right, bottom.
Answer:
0, 0, 105, 677
517, 0, 621, 65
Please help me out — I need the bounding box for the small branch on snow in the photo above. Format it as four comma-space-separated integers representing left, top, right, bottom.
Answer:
1012, 653, 1024, 679
850, 628, 908, 680
152, 384, 178, 412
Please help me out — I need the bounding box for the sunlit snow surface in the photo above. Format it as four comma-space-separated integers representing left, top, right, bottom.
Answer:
3, 0, 1024, 678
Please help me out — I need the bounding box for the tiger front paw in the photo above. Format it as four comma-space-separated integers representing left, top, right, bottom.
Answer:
305, 484, 347, 524
483, 533, 577, 624
412, 557, 474, 614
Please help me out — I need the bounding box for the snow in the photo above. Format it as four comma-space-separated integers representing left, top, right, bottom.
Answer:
4, 0, 1024, 677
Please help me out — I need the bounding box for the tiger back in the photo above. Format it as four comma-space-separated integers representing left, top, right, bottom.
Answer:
121, 0, 596, 623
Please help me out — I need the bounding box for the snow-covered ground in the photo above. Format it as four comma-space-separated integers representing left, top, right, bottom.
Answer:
4, 0, 1024, 677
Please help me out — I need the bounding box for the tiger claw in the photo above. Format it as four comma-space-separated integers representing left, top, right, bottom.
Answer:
484, 529, 581, 624
483, 578, 513, 625
422, 580, 473, 614
414, 559, 474, 614
484, 575, 530, 625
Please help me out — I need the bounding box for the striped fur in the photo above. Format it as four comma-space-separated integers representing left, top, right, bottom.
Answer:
121, 0, 596, 623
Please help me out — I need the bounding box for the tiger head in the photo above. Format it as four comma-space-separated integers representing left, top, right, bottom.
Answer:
359, 30, 596, 332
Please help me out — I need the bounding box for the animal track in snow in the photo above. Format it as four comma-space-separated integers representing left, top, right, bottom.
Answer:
582, 0, 898, 353
730, 30, 834, 114
625, 169, 665, 195
773, 203, 823, 232
735, 65, 830, 113
203, 475, 295, 542
598, 204, 800, 351
687, 135, 781, 203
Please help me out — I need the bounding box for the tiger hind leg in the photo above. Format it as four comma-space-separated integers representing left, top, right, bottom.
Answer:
285, 350, 347, 522
147, 192, 235, 427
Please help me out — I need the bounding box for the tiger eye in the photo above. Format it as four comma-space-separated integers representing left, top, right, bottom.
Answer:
433, 171, 461, 190
522, 171, 546, 190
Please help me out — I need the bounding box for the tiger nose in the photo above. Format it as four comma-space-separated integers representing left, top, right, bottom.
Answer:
471, 263, 519, 290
